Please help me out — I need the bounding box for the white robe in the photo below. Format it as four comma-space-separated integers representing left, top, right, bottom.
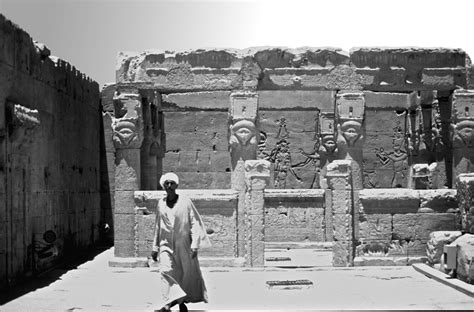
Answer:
153, 194, 211, 307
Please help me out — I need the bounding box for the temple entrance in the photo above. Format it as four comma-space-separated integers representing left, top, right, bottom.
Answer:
263, 189, 333, 267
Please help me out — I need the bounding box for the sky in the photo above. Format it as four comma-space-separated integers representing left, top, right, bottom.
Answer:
0, 0, 473, 88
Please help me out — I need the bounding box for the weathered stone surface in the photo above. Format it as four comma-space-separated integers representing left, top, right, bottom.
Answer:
456, 173, 474, 234
359, 189, 420, 214
419, 189, 458, 212
364, 91, 418, 109
452, 234, 474, 282
350, 47, 469, 91
426, 231, 463, 265
0, 13, 101, 287
358, 214, 392, 241
393, 213, 460, 241
162, 91, 231, 110
258, 90, 335, 111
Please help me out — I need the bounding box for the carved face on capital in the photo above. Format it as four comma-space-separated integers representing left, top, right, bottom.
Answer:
230, 120, 257, 146
453, 120, 474, 148
321, 134, 337, 153
340, 121, 362, 146
113, 120, 139, 147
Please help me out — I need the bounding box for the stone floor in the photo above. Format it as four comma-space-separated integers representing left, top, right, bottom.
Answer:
1, 247, 474, 311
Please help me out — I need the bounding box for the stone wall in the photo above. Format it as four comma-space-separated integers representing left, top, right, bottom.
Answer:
0, 14, 102, 289
355, 189, 460, 265
264, 189, 326, 241
110, 47, 473, 190
134, 190, 239, 258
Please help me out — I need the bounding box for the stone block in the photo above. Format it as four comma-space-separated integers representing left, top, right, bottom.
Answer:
392, 213, 460, 241
419, 189, 458, 212
258, 90, 335, 111
358, 214, 392, 241
163, 111, 228, 133
332, 241, 352, 267
162, 91, 231, 110
359, 189, 419, 214
165, 131, 228, 152
135, 213, 155, 242
177, 172, 231, 189
115, 149, 141, 191
330, 190, 351, 215
258, 110, 320, 134
426, 231, 463, 265
114, 190, 136, 214
364, 91, 418, 110
135, 239, 153, 258
114, 213, 136, 241
452, 234, 474, 283
333, 214, 352, 241
421, 68, 467, 90
114, 240, 135, 257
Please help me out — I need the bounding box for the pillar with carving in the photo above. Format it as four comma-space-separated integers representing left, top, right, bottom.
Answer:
336, 91, 365, 190
229, 91, 259, 257
326, 160, 354, 266
112, 87, 144, 258
456, 173, 474, 234
244, 159, 271, 267
452, 90, 474, 186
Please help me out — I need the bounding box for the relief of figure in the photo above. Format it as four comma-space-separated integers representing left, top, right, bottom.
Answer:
112, 92, 143, 149
229, 119, 258, 170
268, 139, 296, 188
291, 140, 321, 189
374, 130, 409, 188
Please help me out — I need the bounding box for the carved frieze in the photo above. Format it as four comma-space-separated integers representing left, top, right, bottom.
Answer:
112, 91, 144, 149
452, 90, 474, 148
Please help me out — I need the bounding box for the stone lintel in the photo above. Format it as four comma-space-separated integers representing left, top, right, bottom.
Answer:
364, 91, 419, 109
258, 90, 335, 111
162, 91, 231, 110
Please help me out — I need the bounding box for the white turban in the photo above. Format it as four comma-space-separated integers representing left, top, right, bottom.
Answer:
159, 172, 179, 188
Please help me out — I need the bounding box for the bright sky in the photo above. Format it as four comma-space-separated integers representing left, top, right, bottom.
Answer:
1, 0, 473, 87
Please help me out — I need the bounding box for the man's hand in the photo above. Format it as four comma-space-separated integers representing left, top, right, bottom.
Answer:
151, 251, 158, 262
191, 248, 198, 259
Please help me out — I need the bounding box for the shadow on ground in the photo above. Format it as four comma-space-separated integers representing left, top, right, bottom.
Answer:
0, 246, 110, 305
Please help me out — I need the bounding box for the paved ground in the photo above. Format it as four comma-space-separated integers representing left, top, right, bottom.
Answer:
1, 247, 474, 311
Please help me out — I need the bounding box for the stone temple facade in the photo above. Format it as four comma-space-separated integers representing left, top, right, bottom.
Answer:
104, 47, 474, 269
2, 10, 474, 290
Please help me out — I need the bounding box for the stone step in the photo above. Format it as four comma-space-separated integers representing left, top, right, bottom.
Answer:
199, 257, 246, 267
265, 241, 333, 250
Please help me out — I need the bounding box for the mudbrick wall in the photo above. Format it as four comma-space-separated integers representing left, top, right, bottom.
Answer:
0, 14, 103, 289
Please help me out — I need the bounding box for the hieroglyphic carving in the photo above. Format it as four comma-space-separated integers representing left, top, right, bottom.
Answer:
112, 91, 143, 149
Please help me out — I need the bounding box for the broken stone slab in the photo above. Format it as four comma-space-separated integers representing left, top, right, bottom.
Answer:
426, 231, 463, 265
418, 189, 458, 213
451, 234, 474, 283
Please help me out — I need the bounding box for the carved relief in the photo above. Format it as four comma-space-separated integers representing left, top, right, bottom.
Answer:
291, 140, 321, 189
336, 92, 365, 153
112, 91, 143, 149
229, 119, 258, 170
452, 90, 474, 148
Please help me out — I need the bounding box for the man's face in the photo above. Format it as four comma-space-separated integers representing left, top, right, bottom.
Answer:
163, 180, 178, 192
